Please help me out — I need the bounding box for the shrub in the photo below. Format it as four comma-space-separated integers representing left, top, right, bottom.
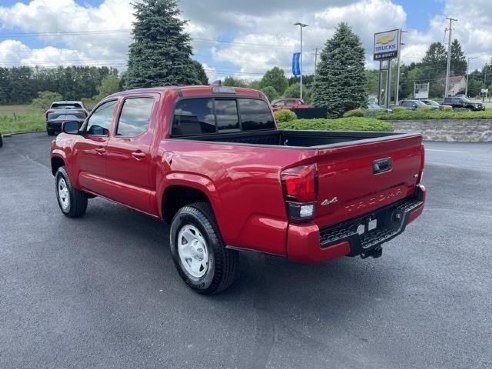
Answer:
274, 109, 297, 123
277, 117, 393, 132
31, 91, 63, 111
375, 109, 492, 120
343, 108, 365, 117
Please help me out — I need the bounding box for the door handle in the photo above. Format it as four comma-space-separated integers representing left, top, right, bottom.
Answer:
132, 151, 146, 159
95, 147, 106, 154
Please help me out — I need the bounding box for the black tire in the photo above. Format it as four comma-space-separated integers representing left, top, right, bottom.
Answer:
47, 127, 55, 136
0, 134, 3, 148
170, 202, 238, 295
55, 166, 88, 218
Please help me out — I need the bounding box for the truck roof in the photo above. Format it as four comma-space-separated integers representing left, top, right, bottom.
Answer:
52, 101, 84, 104
107, 85, 265, 99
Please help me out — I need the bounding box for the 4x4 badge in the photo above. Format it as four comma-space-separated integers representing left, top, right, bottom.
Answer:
321, 197, 338, 206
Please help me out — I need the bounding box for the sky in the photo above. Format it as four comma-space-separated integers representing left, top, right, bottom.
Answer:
0, 0, 491, 81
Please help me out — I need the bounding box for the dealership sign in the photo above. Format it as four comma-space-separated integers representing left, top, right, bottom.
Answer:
373, 29, 399, 60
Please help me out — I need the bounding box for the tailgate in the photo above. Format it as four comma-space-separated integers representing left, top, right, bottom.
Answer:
314, 134, 424, 227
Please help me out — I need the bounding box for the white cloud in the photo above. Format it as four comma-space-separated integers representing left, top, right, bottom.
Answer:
201, 62, 217, 83
0, 40, 30, 66
210, 0, 407, 78
0, 0, 492, 78
0, 0, 133, 69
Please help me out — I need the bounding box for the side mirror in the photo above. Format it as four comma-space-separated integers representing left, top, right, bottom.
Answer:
62, 121, 81, 135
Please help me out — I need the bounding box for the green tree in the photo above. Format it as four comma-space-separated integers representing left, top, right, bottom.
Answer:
248, 80, 262, 90
223, 76, 248, 87
312, 22, 367, 116
260, 86, 279, 101
283, 82, 301, 98
0, 68, 10, 104
422, 42, 447, 68
192, 60, 209, 85
282, 83, 313, 103
94, 75, 121, 100
31, 91, 63, 111
364, 69, 379, 96
126, 0, 199, 88
451, 39, 467, 76
421, 42, 447, 85
260, 67, 288, 95
8, 67, 36, 104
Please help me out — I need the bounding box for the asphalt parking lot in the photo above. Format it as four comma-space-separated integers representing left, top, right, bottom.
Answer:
0, 133, 491, 369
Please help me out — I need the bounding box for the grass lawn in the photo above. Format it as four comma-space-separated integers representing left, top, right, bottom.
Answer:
0, 105, 45, 134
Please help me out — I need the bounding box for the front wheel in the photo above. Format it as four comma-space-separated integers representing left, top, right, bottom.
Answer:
47, 127, 55, 136
170, 203, 238, 294
55, 166, 88, 217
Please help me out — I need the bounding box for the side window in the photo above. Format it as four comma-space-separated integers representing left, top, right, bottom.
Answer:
215, 99, 239, 131
238, 99, 275, 131
86, 100, 117, 136
172, 98, 216, 136
116, 98, 154, 137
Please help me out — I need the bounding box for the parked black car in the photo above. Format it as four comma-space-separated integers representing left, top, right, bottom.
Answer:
441, 97, 485, 111
398, 99, 439, 110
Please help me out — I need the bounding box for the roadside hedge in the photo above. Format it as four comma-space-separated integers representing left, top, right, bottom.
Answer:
374, 109, 492, 120
277, 117, 393, 131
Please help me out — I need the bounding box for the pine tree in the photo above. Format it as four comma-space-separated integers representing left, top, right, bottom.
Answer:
191, 60, 209, 85
312, 23, 366, 116
126, 0, 199, 88
450, 39, 467, 76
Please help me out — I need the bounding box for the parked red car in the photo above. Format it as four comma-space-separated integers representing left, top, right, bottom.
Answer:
270, 98, 313, 112
51, 86, 425, 294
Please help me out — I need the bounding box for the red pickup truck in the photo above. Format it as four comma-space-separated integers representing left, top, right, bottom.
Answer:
50, 86, 425, 294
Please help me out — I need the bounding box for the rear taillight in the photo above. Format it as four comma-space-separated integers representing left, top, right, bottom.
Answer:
281, 164, 317, 202
281, 164, 318, 222
417, 144, 425, 184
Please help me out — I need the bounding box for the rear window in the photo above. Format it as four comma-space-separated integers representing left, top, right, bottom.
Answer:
172, 97, 274, 136
173, 98, 216, 136
51, 103, 83, 109
238, 99, 274, 131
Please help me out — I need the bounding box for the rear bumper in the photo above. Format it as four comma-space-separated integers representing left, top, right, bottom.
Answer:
47, 120, 83, 131
46, 121, 63, 130
286, 184, 426, 263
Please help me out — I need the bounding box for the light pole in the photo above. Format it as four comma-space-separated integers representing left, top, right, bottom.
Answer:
465, 57, 477, 97
294, 22, 308, 100
444, 17, 458, 98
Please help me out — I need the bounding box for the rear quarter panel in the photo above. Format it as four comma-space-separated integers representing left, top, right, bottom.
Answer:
157, 139, 317, 255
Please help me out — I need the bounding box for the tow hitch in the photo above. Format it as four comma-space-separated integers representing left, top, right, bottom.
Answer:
361, 245, 383, 259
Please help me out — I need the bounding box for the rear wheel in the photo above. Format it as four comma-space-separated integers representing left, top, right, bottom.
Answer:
47, 127, 55, 136
55, 166, 88, 217
170, 202, 238, 294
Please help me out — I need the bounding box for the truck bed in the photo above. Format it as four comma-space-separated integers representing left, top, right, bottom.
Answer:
177, 129, 407, 148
